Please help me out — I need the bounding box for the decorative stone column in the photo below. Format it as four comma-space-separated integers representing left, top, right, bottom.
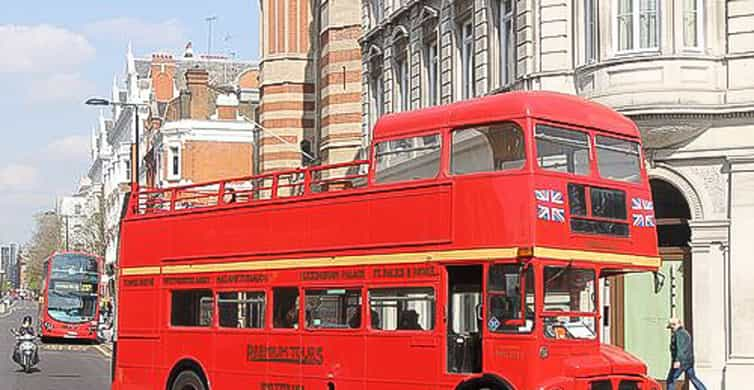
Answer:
688, 219, 729, 390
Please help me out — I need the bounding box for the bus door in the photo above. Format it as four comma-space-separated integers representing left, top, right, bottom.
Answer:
445, 265, 483, 374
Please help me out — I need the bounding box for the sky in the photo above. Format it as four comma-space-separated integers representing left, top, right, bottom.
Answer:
0, 0, 260, 244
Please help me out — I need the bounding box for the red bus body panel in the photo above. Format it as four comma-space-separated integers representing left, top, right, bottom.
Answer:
115, 92, 660, 390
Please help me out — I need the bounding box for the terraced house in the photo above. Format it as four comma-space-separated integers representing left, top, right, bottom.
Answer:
359, 0, 754, 387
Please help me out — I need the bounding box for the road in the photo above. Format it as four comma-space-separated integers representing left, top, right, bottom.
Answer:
0, 300, 111, 390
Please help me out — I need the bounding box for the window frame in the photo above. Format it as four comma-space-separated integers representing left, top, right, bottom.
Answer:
614, 0, 660, 55
498, 0, 516, 86
216, 289, 267, 331
369, 59, 385, 131
167, 144, 181, 181
534, 122, 593, 178
584, 0, 598, 64
485, 262, 536, 335
459, 18, 475, 100
367, 285, 437, 332
449, 121, 529, 177
393, 46, 410, 112
372, 131, 443, 185
169, 289, 215, 329
541, 264, 599, 341
424, 38, 439, 107
682, 0, 704, 51
304, 287, 364, 331
593, 134, 644, 184
271, 286, 301, 331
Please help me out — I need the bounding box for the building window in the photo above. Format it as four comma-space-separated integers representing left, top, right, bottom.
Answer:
371, 0, 384, 26
168, 146, 180, 180
460, 19, 475, 99
584, 0, 598, 63
616, 0, 659, 52
424, 40, 439, 106
394, 47, 410, 112
369, 60, 385, 130
124, 160, 132, 182
683, 0, 702, 48
499, 0, 515, 85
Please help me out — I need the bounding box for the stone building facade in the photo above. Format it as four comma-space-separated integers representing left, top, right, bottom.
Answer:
360, 0, 754, 388
257, 0, 364, 172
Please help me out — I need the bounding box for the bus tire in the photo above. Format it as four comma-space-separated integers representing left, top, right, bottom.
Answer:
456, 374, 513, 390
171, 370, 206, 390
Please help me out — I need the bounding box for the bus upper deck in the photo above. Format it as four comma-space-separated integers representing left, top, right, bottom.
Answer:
121, 91, 659, 274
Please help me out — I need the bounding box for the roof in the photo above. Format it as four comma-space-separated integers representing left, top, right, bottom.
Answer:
373, 91, 639, 141
134, 56, 259, 89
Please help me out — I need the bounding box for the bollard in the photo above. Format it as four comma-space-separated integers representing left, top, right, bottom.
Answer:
0, 303, 6, 314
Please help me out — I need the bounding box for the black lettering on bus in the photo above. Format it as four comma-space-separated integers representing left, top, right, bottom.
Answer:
123, 278, 155, 287
247, 345, 324, 365
163, 276, 210, 285
216, 273, 269, 284
260, 384, 304, 390
300, 269, 365, 281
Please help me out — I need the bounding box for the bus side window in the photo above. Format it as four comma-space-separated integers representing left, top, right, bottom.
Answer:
368, 287, 435, 331
451, 122, 526, 175
218, 291, 266, 329
170, 290, 214, 327
305, 289, 362, 329
273, 287, 300, 329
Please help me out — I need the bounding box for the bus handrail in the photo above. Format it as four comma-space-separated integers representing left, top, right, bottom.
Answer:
132, 159, 371, 216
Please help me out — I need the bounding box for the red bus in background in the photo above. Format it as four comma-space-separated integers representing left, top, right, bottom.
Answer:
115, 91, 662, 390
39, 252, 101, 341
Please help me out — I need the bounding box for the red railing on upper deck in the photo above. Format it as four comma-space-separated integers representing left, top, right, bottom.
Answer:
132, 160, 371, 216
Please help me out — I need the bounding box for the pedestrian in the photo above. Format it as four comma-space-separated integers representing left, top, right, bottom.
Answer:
666, 317, 707, 390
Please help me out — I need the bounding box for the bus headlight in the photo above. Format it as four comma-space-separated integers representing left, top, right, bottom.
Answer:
43, 322, 53, 330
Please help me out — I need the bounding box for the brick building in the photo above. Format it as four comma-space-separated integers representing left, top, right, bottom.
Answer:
257, 0, 364, 172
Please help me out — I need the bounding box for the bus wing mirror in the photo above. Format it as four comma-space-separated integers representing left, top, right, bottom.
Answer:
653, 271, 665, 294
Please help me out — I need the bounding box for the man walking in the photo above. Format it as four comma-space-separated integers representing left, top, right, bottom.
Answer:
667, 318, 707, 390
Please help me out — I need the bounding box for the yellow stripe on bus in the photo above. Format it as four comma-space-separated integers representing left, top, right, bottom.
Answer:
118, 247, 659, 277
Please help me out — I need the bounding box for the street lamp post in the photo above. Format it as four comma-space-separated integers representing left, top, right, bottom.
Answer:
85, 98, 146, 191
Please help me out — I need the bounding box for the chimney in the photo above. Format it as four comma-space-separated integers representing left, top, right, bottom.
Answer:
215, 94, 239, 120
185, 67, 210, 120
150, 53, 176, 103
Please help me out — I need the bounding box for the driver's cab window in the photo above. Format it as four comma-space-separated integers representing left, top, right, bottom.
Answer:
487, 264, 534, 333
543, 266, 597, 340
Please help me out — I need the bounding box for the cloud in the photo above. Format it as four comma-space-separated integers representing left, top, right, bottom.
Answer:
84, 18, 187, 50
0, 25, 96, 74
44, 135, 91, 161
0, 164, 40, 191
25, 72, 96, 104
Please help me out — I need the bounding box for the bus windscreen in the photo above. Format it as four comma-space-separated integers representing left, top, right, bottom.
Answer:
48, 254, 99, 323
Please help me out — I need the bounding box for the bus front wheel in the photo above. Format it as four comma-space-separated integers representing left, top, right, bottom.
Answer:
171, 371, 206, 390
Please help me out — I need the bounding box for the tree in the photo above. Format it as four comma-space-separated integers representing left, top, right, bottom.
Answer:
22, 211, 63, 292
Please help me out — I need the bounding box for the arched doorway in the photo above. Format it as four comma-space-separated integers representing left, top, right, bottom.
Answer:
610, 178, 692, 384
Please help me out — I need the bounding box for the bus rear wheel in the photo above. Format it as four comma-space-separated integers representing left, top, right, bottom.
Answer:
171, 371, 206, 390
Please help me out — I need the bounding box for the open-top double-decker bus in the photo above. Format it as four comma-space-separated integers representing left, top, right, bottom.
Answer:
39, 252, 101, 341
114, 91, 661, 390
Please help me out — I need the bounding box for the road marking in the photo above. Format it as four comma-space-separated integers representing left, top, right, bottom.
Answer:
94, 344, 112, 358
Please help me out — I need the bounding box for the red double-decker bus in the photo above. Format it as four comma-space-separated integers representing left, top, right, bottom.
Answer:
115, 91, 661, 390
39, 252, 101, 341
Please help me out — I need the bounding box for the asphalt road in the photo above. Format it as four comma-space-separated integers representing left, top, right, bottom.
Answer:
0, 300, 111, 390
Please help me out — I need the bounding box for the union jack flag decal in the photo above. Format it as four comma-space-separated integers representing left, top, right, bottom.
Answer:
632, 197, 655, 227
535, 189, 565, 223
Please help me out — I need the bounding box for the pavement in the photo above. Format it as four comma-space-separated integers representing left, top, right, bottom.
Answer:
0, 301, 111, 390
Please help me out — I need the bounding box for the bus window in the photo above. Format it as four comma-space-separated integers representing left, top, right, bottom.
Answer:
374, 134, 441, 184
451, 123, 526, 175
305, 289, 362, 329
273, 287, 300, 329
218, 291, 265, 329
171, 290, 214, 327
595, 135, 642, 183
535, 125, 591, 176
543, 266, 597, 340
487, 264, 534, 333
368, 287, 435, 331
